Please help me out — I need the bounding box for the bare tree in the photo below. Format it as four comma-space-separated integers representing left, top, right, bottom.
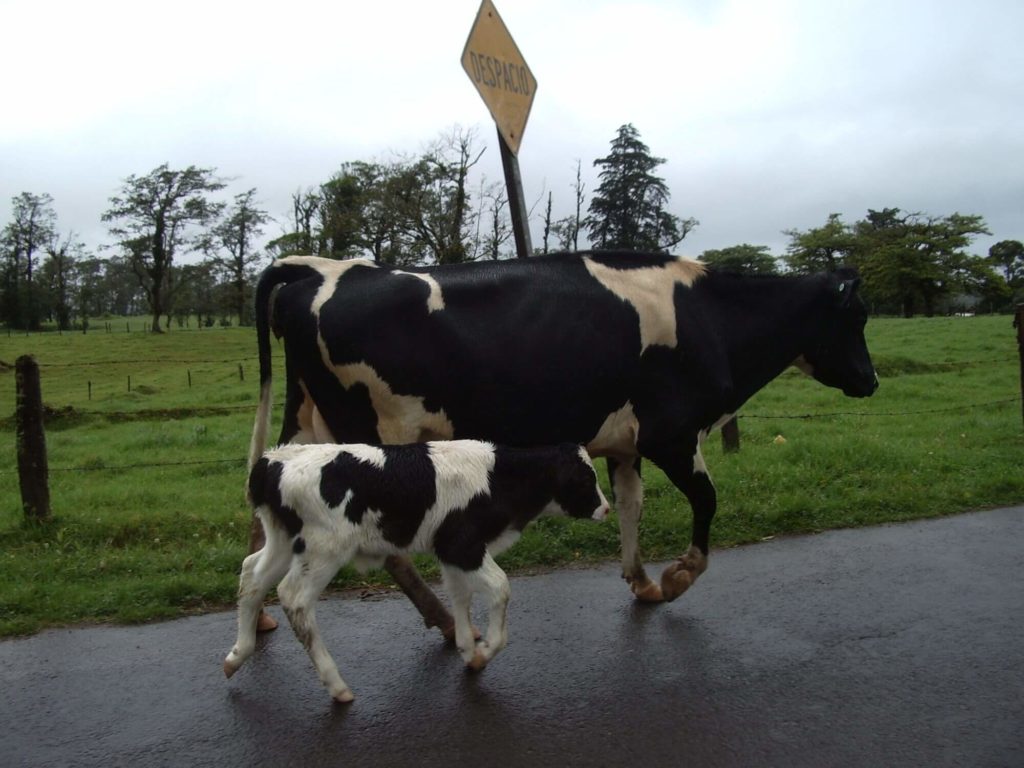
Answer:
404, 126, 486, 264
210, 188, 271, 325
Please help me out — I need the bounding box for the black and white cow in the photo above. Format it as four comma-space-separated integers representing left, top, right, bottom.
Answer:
224, 440, 610, 702
249, 250, 878, 634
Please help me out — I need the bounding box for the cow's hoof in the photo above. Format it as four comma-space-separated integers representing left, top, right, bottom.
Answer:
223, 659, 239, 679
256, 610, 278, 632
332, 689, 355, 704
630, 577, 665, 603
660, 548, 707, 602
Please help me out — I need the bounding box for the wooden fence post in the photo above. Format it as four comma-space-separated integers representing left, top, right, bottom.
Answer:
15, 355, 51, 521
721, 415, 740, 453
1015, 304, 1023, 429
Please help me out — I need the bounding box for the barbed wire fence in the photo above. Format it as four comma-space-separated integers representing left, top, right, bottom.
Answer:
7, 306, 1024, 518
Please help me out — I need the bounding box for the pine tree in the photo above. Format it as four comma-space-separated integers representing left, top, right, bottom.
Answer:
584, 124, 696, 251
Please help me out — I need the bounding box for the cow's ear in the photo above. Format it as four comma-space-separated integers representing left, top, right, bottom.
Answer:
836, 276, 860, 307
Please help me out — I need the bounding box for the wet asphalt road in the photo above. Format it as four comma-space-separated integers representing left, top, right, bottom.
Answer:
2, 506, 1022, 768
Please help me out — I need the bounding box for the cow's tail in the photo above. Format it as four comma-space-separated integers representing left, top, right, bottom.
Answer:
248, 258, 322, 471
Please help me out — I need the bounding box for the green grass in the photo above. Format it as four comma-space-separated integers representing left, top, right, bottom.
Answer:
1, 315, 1022, 637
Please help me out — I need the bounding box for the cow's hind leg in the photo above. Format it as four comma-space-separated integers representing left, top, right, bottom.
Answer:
644, 436, 714, 602
441, 554, 509, 671
224, 528, 292, 677
609, 457, 663, 603
277, 557, 355, 704
385, 554, 457, 642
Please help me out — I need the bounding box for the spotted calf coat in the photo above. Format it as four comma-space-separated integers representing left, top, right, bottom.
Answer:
225, 440, 610, 702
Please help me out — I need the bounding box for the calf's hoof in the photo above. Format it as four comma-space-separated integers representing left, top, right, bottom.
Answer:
332, 689, 355, 705
256, 610, 278, 632
223, 658, 240, 679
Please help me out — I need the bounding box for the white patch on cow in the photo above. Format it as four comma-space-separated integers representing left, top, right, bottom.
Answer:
582, 256, 705, 352
337, 443, 386, 469
275, 256, 377, 319
266, 444, 348, 525
310, 405, 336, 443
393, 270, 445, 313
692, 445, 709, 476
586, 402, 639, 458
408, 441, 497, 551
326, 361, 456, 443
488, 529, 521, 557
427, 440, 495, 511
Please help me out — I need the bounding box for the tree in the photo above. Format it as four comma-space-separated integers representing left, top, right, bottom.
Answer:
988, 240, 1024, 289
41, 231, 85, 330
853, 208, 991, 317
210, 188, 270, 325
2, 192, 57, 329
267, 188, 320, 258
478, 182, 513, 261
783, 213, 856, 274
699, 244, 778, 274
102, 164, 225, 332
402, 127, 485, 264
584, 124, 696, 251
550, 159, 587, 252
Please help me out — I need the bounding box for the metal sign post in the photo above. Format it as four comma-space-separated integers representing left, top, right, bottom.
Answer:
462, 0, 537, 258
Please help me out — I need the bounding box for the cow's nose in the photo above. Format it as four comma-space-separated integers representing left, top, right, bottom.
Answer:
593, 504, 611, 521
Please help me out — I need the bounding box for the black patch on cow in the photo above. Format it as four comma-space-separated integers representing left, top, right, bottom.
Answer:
302, 254, 644, 448
433, 443, 599, 571
293, 537, 306, 555
318, 444, 437, 548
249, 457, 304, 538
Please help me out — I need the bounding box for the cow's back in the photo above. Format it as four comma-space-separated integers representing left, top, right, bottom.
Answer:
297, 254, 662, 446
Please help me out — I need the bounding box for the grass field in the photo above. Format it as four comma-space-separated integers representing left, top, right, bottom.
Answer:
1, 315, 1022, 637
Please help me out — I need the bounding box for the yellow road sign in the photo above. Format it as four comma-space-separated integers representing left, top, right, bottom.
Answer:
461, 0, 537, 156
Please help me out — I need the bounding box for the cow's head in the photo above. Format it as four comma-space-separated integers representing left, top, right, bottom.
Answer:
549, 445, 611, 521
795, 269, 878, 398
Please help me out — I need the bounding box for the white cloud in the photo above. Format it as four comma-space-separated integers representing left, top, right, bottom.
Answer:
2, 0, 1021, 259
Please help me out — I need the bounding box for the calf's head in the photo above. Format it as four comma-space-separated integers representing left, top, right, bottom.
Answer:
546, 445, 611, 521
797, 269, 879, 398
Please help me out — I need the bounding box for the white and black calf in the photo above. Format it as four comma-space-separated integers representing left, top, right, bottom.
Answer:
224, 439, 610, 703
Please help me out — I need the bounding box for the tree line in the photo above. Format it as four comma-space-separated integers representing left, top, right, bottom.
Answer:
3, 124, 1021, 331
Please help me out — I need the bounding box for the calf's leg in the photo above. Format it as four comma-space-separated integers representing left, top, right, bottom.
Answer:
224, 531, 292, 677
608, 456, 663, 603
441, 553, 511, 671
277, 558, 355, 704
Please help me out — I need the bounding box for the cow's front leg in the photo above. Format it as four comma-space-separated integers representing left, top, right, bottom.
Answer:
608, 457, 663, 603
645, 437, 714, 602
385, 554, 457, 641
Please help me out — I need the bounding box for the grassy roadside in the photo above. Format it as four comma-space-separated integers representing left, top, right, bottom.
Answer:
1, 315, 1022, 637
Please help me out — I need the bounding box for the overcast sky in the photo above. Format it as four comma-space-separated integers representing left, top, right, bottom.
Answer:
2, 0, 1022, 263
